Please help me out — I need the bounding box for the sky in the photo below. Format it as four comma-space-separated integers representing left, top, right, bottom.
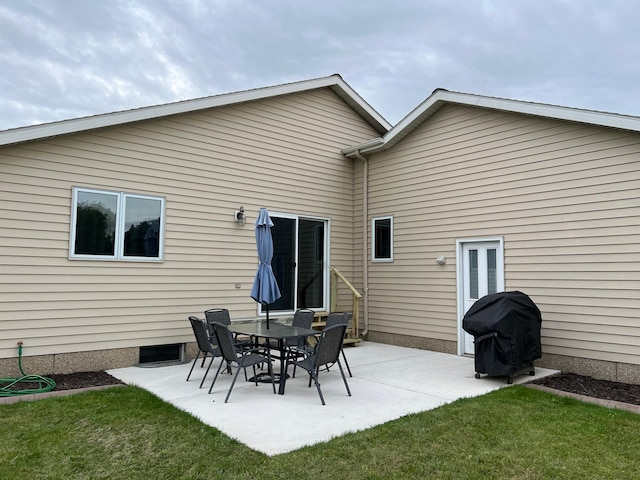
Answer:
1, 0, 640, 132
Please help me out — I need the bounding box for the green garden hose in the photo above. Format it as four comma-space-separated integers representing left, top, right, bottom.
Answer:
0, 343, 56, 397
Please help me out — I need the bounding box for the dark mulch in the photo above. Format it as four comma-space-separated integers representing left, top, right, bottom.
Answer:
1, 371, 123, 394
529, 372, 640, 406
48, 371, 125, 391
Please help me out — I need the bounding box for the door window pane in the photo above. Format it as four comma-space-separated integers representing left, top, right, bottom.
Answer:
469, 249, 478, 299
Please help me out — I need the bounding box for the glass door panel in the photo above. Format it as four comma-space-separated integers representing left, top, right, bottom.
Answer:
297, 219, 324, 308
270, 217, 295, 311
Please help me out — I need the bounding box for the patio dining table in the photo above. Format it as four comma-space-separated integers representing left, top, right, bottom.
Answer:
230, 321, 320, 394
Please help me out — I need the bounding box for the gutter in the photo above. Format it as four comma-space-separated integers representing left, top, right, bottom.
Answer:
354, 150, 369, 337
341, 137, 384, 157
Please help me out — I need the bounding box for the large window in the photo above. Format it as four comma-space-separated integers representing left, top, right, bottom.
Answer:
372, 216, 393, 262
70, 187, 165, 261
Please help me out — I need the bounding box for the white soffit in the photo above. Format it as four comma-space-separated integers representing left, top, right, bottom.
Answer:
0, 74, 391, 147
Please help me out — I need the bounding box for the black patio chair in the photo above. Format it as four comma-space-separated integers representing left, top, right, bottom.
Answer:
280, 309, 319, 377
283, 323, 351, 405
186, 316, 222, 388
324, 312, 353, 377
291, 308, 316, 334
208, 321, 276, 402
264, 308, 316, 351
205, 308, 252, 349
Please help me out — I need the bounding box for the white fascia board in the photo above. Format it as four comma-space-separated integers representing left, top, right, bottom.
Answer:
0, 75, 390, 147
441, 90, 640, 133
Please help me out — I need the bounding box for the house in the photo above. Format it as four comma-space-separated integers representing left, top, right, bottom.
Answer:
1, 75, 638, 383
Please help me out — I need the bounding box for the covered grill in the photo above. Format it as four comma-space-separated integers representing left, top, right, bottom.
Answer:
462, 291, 542, 383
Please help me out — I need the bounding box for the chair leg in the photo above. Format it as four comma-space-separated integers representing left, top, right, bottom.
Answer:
337, 359, 352, 397
186, 351, 201, 381
308, 368, 317, 388
224, 365, 244, 403
282, 359, 292, 395
310, 370, 325, 405
341, 348, 352, 377
208, 360, 228, 394
267, 359, 276, 394
199, 356, 217, 388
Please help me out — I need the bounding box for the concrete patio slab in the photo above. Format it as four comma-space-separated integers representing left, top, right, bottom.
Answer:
108, 341, 557, 456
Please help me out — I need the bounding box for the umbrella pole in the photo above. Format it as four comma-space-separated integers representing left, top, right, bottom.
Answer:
265, 303, 270, 329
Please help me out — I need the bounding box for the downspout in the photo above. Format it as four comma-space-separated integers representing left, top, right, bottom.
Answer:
354, 150, 369, 337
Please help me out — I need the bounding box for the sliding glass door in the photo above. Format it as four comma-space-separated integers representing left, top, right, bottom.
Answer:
267, 215, 327, 313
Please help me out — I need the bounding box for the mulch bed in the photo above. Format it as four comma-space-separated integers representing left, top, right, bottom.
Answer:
529, 372, 640, 406
47, 371, 125, 391
1, 371, 124, 393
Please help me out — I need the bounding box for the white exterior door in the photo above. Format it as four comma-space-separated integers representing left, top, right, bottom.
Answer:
457, 239, 505, 355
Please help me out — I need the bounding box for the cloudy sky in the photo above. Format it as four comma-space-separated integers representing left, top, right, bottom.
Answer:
1, 0, 639, 131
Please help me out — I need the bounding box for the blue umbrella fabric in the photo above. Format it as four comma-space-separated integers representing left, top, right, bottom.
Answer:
250, 208, 281, 328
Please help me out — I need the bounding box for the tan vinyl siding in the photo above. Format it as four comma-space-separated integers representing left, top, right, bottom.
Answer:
365, 103, 640, 365
0, 88, 376, 359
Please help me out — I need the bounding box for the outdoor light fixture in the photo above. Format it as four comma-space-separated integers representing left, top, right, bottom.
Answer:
436, 256, 447, 265
234, 206, 246, 226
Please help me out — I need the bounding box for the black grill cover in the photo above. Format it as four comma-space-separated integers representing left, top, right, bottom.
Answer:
463, 291, 542, 378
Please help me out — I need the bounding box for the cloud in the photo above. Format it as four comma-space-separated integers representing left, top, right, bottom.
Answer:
2, 0, 640, 131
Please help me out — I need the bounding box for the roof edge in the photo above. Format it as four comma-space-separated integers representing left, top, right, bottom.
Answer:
0, 74, 390, 147
345, 89, 640, 155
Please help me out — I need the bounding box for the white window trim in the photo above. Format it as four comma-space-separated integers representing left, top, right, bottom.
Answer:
69, 187, 165, 262
372, 215, 394, 262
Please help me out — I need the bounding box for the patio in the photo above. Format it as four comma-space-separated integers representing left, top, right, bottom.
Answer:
108, 341, 557, 456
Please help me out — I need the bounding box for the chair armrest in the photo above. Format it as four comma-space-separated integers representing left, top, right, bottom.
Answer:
285, 344, 314, 357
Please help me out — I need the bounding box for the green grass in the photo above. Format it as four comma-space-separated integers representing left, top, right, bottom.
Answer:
1, 385, 638, 479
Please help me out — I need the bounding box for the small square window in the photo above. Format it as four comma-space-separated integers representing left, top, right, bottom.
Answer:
372, 216, 393, 262
70, 187, 165, 261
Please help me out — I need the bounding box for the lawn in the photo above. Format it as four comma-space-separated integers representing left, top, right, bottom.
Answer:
1, 385, 638, 479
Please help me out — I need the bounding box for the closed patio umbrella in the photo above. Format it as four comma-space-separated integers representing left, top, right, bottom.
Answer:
250, 208, 281, 329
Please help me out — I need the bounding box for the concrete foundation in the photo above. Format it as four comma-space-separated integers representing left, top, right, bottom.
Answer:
0, 342, 198, 377
537, 352, 640, 384
364, 331, 640, 385
365, 331, 457, 355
